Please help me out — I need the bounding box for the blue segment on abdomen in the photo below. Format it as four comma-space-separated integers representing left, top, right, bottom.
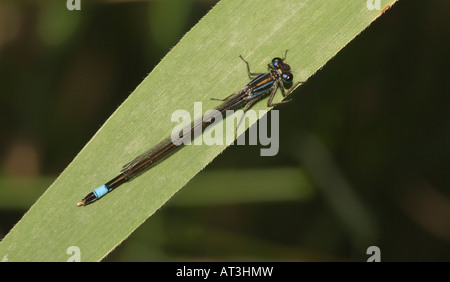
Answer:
93, 185, 109, 198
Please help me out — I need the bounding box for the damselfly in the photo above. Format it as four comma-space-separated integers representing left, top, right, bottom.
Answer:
77, 51, 302, 206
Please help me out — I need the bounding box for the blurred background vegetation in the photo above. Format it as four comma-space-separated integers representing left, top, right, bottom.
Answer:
0, 0, 449, 261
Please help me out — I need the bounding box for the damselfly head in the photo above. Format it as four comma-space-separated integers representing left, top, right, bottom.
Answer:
272, 58, 291, 72
272, 57, 293, 83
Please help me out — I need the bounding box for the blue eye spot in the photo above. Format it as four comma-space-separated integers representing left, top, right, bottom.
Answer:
282, 73, 293, 83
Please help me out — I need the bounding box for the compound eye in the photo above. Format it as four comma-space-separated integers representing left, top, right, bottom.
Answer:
282, 72, 293, 83
272, 57, 282, 68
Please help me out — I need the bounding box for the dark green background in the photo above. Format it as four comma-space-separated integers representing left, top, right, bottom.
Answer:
0, 0, 449, 261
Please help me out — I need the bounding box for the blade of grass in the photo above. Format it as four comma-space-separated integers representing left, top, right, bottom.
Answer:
0, 0, 398, 261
